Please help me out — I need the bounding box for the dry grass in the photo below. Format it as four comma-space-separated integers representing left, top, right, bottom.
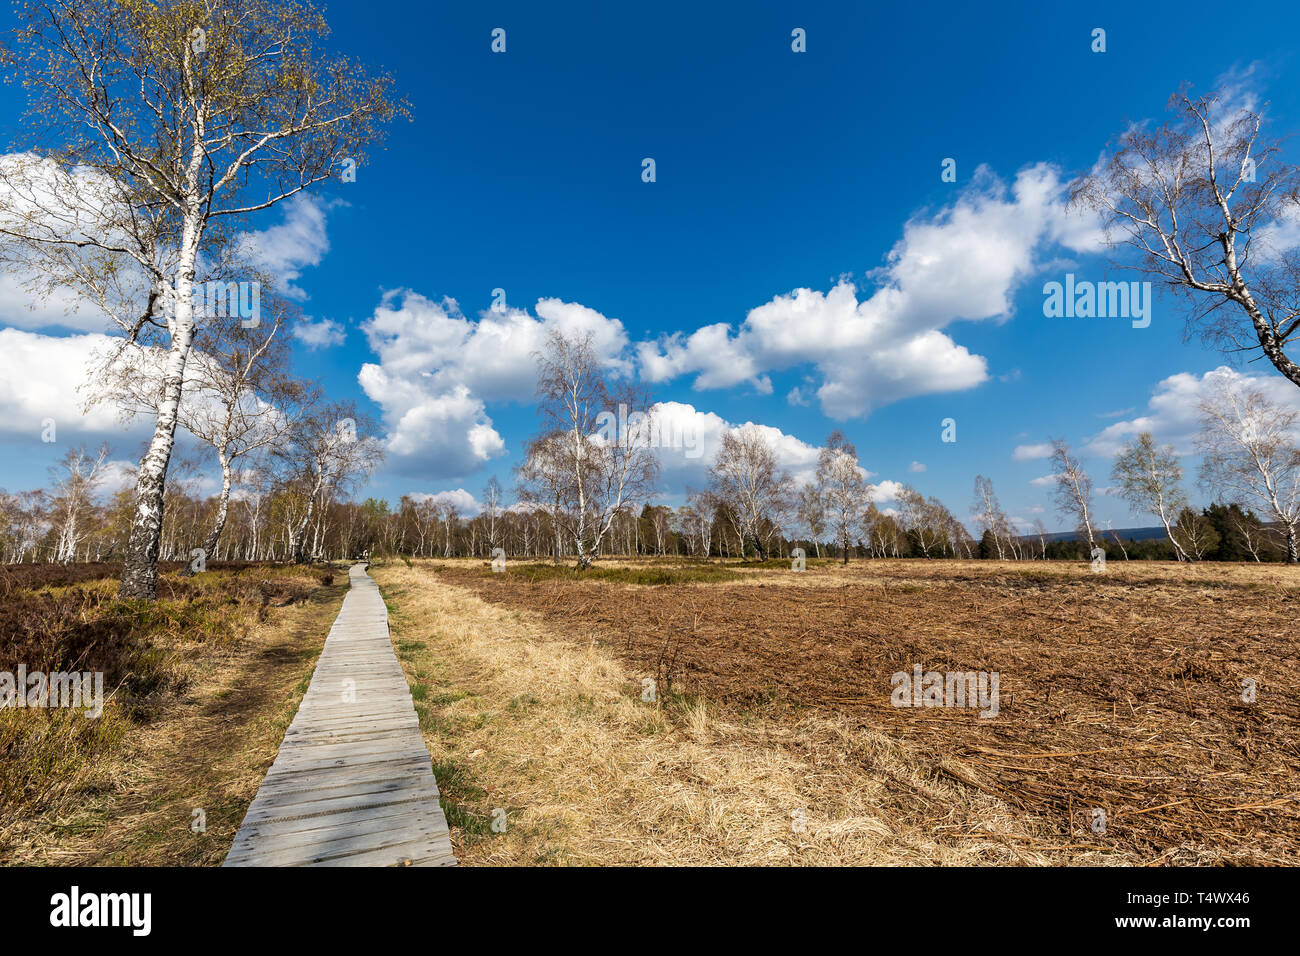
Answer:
375, 562, 1120, 865
1, 567, 346, 865
383, 556, 1300, 865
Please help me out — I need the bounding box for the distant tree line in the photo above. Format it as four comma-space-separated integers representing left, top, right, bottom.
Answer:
5, 324, 1298, 570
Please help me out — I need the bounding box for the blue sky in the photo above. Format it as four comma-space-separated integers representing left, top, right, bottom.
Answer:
4, 0, 1300, 532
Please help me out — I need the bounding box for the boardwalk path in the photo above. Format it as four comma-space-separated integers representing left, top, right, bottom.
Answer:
224, 564, 455, 867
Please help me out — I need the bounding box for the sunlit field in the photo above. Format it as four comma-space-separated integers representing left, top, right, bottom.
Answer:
371, 556, 1299, 865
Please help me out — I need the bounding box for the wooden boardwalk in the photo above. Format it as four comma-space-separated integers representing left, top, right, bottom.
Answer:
224, 563, 456, 867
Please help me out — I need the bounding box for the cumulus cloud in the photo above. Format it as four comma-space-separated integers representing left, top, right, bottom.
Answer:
1085, 365, 1300, 458
633, 400, 909, 508
0, 166, 336, 333
644, 401, 824, 491
0, 329, 134, 438
98, 459, 138, 493
908, 461, 927, 473
1013, 442, 1054, 461
0, 272, 96, 332
0, 152, 134, 333
358, 291, 631, 478
871, 480, 906, 504
296, 318, 347, 349
407, 488, 482, 515
235, 194, 336, 300
1255, 203, 1300, 259
637, 163, 1103, 418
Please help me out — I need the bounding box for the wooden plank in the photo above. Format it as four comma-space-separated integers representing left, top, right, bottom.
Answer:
228, 798, 442, 843
247, 753, 433, 790
242, 775, 437, 814
224, 809, 449, 864
223, 563, 456, 867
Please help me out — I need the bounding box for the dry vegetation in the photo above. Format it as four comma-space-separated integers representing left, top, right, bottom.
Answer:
377, 557, 1299, 865
0, 563, 345, 864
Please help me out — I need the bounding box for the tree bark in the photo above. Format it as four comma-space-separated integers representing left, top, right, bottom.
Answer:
182, 455, 233, 577
119, 262, 196, 600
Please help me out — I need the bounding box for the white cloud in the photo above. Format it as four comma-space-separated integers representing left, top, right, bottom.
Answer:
0, 169, 336, 332
1029, 475, 1054, 487
602, 399, 902, 502
637, 163, 1103, 418
1013, 442, 1054, 461
359, 291, 631, 478
0, 329, 133, 438
908, 460, 927, 473
871, 480, 906, 504
98, 459, 137, 493
236, 194, 336, 300
407, 488, 482, 515
1085, 365, 1300, 457
0, 272, 96, 331
296, 318, 346, 349
1256, 203, 1300, 259
642, 400, 823, 491
0, 151, 131, 333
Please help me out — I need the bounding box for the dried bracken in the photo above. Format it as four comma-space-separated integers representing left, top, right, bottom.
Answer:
422, 557, 1300, 864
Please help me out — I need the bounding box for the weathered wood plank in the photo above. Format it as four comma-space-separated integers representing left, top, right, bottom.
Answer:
223, 563, 455, 867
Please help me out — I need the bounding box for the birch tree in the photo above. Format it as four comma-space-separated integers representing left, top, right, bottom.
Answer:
533, 329, 658, 568
1173, 506, 1219, 560
707, 425, 793, 560
482, 476, 503, 552
863, 504, 904, 558
1110, 432, 1190, 560
517, 432, 568, 563
49, 443, 111, 564
687, 489, 717, 559
1031, 518, 1049, 560
897, 486, 948, 558
796, 482, 826, 558
235, 459, 272, 559
1197, 380, 1300, 562
109, 290, 301, 570
972, 475, 1008, 560
815, 430, 871, 563
0, 0, 403, 597
1072, 86, 1300, 389
436, 500, 460, 558
950, 517, 978, 559
1230, 507, 1269, 562
1049, 439, 1098, 549
277, 400, 381, 563
179, 302, 305, 565
0, 490, 48, 563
